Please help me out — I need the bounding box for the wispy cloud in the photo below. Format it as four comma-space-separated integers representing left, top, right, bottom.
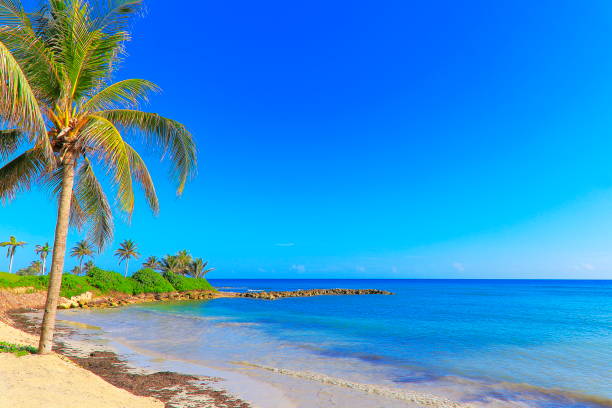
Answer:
356, 265, 366, 272
275, 243, 295, 247
452, 262, 465, 272
291, 264, 306, 273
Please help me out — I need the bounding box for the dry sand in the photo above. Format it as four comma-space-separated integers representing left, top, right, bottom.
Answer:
0, 320, 163, 408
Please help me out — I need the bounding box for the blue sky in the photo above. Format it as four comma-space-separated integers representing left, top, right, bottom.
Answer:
3, 0, 612, 278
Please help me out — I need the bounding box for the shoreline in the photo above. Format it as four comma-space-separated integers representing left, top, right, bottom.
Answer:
5, 309, 253, 408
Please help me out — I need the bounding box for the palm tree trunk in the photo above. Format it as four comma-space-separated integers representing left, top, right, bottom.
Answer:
38, 156, 76, 354
124, 259, 129, 277
79, 257, 83, 275
42, 257, 46, 275
8, 253, 13, 274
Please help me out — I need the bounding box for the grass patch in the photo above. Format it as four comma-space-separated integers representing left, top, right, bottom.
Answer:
0, 341, 37, 357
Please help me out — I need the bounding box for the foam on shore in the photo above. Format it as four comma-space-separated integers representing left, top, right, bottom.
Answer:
236, 362, 474, 408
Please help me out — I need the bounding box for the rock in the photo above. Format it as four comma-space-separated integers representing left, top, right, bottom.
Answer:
70, 291, 93, 305
238, 288, 393, 300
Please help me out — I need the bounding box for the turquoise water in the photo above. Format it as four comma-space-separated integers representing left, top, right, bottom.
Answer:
61, 279, 612, 407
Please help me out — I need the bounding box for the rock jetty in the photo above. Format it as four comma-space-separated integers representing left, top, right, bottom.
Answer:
53, 288, 393, 310
238, 288, 393, 300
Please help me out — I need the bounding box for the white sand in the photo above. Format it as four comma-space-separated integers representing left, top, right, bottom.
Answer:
0, 321, 163, 408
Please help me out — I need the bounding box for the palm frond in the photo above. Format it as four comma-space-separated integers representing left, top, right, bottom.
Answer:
97, 109, 196, 195
54, 0, 128, 101
82, 78, 159, 112
91, 0, 142, 32
0, 25, 62, 103
0, 147, 46, 202
125, 141, 159, 214
81, 114, 134, 214
0, 39, 49, 153
0, 128, 22, 160
74, 158, 114, 249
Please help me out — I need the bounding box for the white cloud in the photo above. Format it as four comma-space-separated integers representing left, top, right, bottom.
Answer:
391, 265, 398, 274
572, 263, 595, 272
452, 262, 465, 272
291, 264, 306, 273
275, 243, 295, 247
257, 267, 266, 273
356, 266, 366, 272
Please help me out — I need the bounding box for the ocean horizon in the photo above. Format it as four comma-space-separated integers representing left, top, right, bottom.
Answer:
57, 278, 612, 408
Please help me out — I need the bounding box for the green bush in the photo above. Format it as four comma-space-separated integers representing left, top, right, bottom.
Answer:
163, 272, 216, 292
86, 267, 137, 295
131, 268, 175, 293
58, 274, 97, 298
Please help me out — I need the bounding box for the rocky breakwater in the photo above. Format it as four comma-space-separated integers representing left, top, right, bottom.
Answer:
238, 288, 393, 300
57, 290, 224, 309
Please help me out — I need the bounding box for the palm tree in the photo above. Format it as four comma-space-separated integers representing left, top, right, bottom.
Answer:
83, 260, 95, 274
0, 0, 196, 354
190, 258, 215, 279
142, 256, 160, 270
0, 236, 27, 273
115, 239, 139, 277
35, 243, 51, 275
16, 260, 43, 276
159, 255, 183, 274
70, 240, 93, 275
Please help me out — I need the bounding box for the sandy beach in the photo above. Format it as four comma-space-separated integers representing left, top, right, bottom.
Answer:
0, 320, 163, 408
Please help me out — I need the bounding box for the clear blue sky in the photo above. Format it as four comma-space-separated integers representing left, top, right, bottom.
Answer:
3, 0, 612, 278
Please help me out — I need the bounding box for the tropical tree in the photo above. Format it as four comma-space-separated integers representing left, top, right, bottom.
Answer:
70, 240, 93, 275
35, 242, 51, 274
159, 250, 192, 274
83, 260, 95, 274
16, 260, 43, 276
189, 258, 215, 279
142, 256, 160, 270
115, 239, 139, 277
0, 0, 196, 354
159, 254, 183, 274
0, 236, 26, 273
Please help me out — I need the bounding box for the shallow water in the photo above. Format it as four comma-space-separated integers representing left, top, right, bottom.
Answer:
59, 279, 612, 408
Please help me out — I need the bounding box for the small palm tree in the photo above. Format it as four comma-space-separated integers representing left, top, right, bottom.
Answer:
0, 236, 27, 274
0, 0, 196, 353
159, 255, 183, 274
70, 240, 94, 275
190, 258, 215, 279
142, 256, 160, 270
83, 260, 95, 275
16, 260, 43, 276
115, 240, 139, 277
35, 243, 51, 275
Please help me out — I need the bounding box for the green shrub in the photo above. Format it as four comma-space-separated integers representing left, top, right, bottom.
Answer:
86, 267, 137, 295
131, 268, 175, 293
58, 274, 96, 298
163, 272, 215, 291
0, 341, 37, 356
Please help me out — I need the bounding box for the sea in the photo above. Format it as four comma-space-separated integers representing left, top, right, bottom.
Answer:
57, 279, 612, 408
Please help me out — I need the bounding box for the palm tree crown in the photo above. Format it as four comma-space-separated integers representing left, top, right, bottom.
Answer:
115, 239, 139, 276
0, 235, 26, 273
142, 256, 160, 270
190, 258, 215, 279
0, 0, 196, 249
0, 0, 197, 354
